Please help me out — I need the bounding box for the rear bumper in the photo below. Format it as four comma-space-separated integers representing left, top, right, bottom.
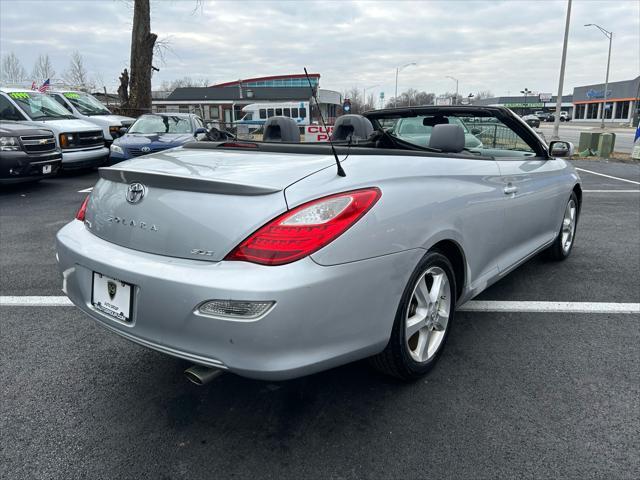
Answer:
0, 150, 62, 183
56, 220, 422, 380
61, 147, 109, 169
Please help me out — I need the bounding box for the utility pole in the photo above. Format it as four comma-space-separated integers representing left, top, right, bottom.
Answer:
585, 23, 613, 129
552, 0, 572, 140
394, 63, 417, 107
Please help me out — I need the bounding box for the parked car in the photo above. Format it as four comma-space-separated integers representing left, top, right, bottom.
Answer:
521, 114, 541, 128
57, 106, 580, 383
533, 111, 551, 122
108, 113, 208, 162
0, 88, 108, 169
548, 111, 571, 122
0, 121, 62, 183
48, 90, 135, 146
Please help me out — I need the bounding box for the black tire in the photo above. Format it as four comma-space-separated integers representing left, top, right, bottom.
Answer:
547, 192, 579, 261
370, 251, 457, 380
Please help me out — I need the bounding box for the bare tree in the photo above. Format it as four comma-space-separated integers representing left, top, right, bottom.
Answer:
127, 0, 157, 116
386, 89, 435, 108
32, 54, 56, 82
475, 90, 495, 100
160, 76, 210, 92
64, 51, 94, 91
1, 52, 27, 84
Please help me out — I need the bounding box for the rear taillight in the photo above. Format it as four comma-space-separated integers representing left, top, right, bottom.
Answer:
76, 195, 90, 221
225, 188, 381, 266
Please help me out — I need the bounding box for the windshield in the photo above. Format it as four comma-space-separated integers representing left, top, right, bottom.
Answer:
62, 92, 111, 115
7, 91, 73, 120
128, 115, 193, 134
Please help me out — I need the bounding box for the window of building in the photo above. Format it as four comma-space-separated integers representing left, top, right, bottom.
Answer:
209, 105, 219, 119
615, 101, 630, 119
283, 108, 291, 117
267, 108, 274, 117
574, 104, 585, 119
276, 108, 282, 115
178, 105, 189, 113
603, 103, 613, 119
586, 103, 598, 119
300, 107, 307, 119
156, 105, 166, 113
291, 108, 299, 118
259, 109, 267, 119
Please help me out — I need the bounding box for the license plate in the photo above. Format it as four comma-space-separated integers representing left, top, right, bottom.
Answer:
92, 272, 133, 322
42, 164, 52, 174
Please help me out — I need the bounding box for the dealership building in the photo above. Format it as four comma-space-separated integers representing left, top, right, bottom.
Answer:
571, 76, 639, 124
152, 73, 342, 126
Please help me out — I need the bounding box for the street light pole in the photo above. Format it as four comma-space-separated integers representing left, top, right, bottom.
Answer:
520, 88, 532, 116
394, 62, 417, 107
552, 0, 572, 140
585, 23, 613, 129
446, 76, 459, 105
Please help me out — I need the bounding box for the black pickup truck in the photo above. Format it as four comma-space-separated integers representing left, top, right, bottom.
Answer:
0, 121, 62, 184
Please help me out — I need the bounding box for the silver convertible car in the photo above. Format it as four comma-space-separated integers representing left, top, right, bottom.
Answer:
56, 106, 581, 383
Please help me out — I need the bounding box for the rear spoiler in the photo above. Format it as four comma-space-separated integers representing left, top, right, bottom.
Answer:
99, 167, 282, 196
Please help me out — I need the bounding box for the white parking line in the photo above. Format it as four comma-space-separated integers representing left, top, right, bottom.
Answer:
575, 167, 640, 186
583, 189, 640, 193
459, 301, 639, 314
78, 187, 93, 193
2, 296, 639, 314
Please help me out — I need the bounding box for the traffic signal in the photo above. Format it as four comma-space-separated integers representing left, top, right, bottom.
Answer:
343, 99, 351, 113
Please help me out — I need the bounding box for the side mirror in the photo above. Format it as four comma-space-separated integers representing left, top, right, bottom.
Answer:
549, 140, 574, 158
194, 127, 208, 137
119, 127, 128, 135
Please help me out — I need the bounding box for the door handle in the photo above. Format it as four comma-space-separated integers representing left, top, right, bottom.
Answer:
504, 184, 518, 195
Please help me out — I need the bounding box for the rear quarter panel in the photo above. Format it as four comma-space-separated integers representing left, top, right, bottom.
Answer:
286, 154, 505, 294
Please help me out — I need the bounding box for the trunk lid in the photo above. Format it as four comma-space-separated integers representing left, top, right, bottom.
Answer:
85, 147, 335, 261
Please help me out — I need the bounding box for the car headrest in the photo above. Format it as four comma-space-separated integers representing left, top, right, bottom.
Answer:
263, 116, 300, 143
331, 115, 374, 142
428, 124, 465, 153
423, 116, 449, 127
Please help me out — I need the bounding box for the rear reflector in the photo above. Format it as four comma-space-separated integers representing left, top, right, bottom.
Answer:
225, 188, 381, 265
76, 195, 90, 221
197, 300, 275, 320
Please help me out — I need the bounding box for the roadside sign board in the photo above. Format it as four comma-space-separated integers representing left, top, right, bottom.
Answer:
305, 125, 333, 142
539, 93, 553, 102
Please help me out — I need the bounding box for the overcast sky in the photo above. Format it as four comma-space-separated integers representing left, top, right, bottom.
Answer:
1, 0, 638, 99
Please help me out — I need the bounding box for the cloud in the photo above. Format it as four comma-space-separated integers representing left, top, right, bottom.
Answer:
1, 0, 638, 98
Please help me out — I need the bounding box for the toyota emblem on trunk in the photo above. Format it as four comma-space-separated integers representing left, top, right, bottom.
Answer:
126, 182, 146, 204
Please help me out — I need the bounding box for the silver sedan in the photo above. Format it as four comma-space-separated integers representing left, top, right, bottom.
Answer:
56, 106, 581, 382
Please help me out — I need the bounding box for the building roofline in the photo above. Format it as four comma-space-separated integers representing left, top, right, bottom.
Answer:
211, 73, 320, 87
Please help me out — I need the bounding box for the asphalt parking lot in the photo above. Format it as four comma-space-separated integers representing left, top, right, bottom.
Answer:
1, 160, 639, 479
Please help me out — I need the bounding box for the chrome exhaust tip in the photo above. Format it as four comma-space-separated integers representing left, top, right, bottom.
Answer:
184, 364, 224, 386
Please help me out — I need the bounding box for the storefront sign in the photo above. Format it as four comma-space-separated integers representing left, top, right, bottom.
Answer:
504, 102, 543, 108
539, 93, 553, 102
305, 125, 333, 142
586, 88, 612, 99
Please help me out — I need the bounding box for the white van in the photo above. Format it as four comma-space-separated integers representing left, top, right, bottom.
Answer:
48, 90, 135, 145
237, 102, 310, 132
0, 87, 109, 169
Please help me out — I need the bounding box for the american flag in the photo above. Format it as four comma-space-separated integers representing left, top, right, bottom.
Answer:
38, 79, 50, 93
31, 81, 37, 91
